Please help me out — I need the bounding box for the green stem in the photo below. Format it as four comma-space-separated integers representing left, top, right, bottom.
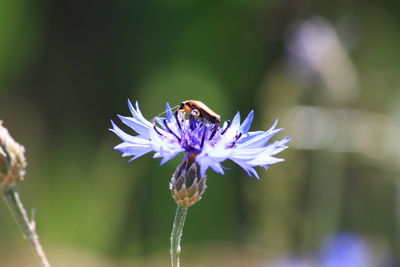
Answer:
170, 206, 188, 267
2, 187, 51, 267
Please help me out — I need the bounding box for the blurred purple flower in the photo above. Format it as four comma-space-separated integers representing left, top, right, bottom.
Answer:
264, 234, 394, 267
319, 234, 371, 267
110, 100, 290, 178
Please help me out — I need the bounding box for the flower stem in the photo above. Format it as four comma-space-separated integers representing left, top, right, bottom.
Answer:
170, 206, 188, 267
2, 187, 51, 267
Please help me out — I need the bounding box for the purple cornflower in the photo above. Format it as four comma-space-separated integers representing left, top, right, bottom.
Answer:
264, 234, 394, 267
110, 100, 290, 178
319, 235, 371, 267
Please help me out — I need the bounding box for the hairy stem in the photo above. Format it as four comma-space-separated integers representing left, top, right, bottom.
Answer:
170, 206, 188, 267
2, 187, 51, 267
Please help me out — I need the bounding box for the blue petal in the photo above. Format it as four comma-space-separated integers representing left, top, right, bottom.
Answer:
237, 128, 283, 149
271, 136, 291, 154
231, 112, 241, 129
199, 164, 208, 178
159, 149, 183, 165
260, 136, 291, 156
267, 119, 279, 131
127, 151, 152, 162
110, 120, 148, 144
239, 110, 254, 133
165, 102, 173, 122
114, 142, 152, 153
210, 162, 225, 175
112, 139, 153, 162
127, 100, 152, 127
117, 115, 152, 138
237, 131, 264, 144
248, 155, 284, 166
229, 158, 260, 178
196, 154, 222, 177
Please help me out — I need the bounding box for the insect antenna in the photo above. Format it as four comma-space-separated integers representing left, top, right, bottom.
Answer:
153, 104, 180, 119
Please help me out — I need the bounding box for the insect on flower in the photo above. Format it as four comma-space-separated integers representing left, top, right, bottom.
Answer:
111, 100, 290, 178
177, 100, 221, 126
154, 100, 221, 126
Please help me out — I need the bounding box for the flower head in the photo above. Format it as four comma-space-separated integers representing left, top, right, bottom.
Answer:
110, 100, 290, 178
170, 155, 206, 207
0, 121, 27, 189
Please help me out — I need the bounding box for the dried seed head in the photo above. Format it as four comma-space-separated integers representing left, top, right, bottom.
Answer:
170, 156, 207, 208
0, 121, 27, 189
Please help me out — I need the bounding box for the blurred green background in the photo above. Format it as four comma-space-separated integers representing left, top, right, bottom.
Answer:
0, 0, 399, 266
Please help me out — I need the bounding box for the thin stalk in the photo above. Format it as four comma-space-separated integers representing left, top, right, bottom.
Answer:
2, 187, 51, 267
170, 206, 188, 267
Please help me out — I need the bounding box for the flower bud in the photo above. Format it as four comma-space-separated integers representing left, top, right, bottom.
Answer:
170, 156, 207, 208
0, 121, 27, 189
